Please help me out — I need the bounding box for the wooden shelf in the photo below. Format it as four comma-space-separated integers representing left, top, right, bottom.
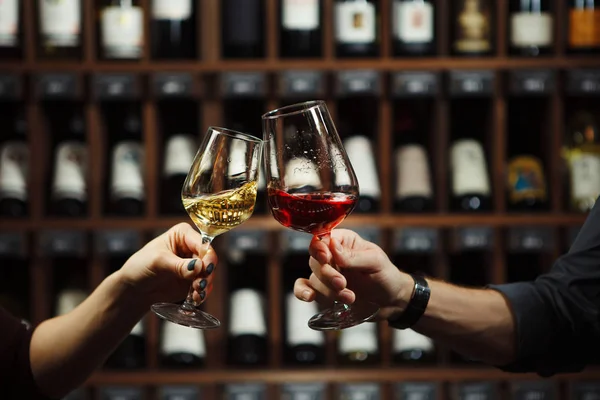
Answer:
89, 367, 600, 385
2, 57, 600, 73
0, 214, 588, 232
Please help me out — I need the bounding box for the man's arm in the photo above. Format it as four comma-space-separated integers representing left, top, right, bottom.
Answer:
388, 277, 517, 367
298, 223, 600, 376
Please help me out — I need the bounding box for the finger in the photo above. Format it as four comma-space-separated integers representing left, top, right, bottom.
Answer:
199, 249, 218, 278
153, 251, 205, 281
330, 237, 384, 273
308, 235, 332, 265
309, 256, 346, 292
192, 281, 213, 304
293, 277, 336, 307
172, 222, 211, 258
294, 277, 316, 302
308, 273, 355, 305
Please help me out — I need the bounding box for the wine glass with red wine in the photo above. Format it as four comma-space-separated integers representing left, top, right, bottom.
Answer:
262, 100, 380, 330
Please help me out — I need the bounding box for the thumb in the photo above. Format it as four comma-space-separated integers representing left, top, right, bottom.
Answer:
154, 252, 203, 281
330, 238, 381, 274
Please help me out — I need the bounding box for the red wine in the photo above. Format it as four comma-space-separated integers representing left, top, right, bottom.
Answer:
268, 189, 357, 236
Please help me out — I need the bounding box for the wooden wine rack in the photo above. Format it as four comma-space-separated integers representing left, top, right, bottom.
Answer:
1, 0, 600, 399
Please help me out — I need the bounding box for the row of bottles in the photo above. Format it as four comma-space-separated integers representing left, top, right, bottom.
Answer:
2, 0, 600, 60
1, 240, 557, 371
2, 100, 597, 218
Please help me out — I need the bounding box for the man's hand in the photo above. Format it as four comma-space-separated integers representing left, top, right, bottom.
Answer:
117, 222, 218, 306
293, 229, 413, 320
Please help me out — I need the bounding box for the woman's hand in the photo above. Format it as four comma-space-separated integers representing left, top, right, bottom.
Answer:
117, 222, 218, 306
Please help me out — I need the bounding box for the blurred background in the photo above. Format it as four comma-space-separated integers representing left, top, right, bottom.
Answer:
1, 0, 600, 399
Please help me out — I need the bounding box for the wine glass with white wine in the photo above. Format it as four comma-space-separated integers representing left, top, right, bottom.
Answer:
152, 127, 263, 329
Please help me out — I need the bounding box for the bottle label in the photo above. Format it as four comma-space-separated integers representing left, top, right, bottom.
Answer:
152, 0, 192, 20
55, 289, 88, 316
569, 9, 600, 48
0, 0, 18, 47
0, 141, 28, 201
52, 141, 87, 202
393, 328, 434, 352
343, 136, 381, 198
335, 2, 376, 44
507, 156, 547, 205
511, 12, 553, 47
283, 0, 319, 30
338, 321, 378, 354
101, 6, 143, 59
161, 320, 206, 356
570, 152, 600, 202
453, 0, 491, 53
163, 134, 196, 177
395, 144, 433, 199
229, 289, 267, 336
111, 141, 145, 201
286, 293, 325, 346
39, 0, 81, 47
394, 1, 434, 44
450, 140, 491, 196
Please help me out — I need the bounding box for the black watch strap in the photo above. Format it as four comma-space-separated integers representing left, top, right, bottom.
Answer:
388, 273, 430, 330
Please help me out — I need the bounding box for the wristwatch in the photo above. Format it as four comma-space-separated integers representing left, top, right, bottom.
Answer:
387, 273, 430, 330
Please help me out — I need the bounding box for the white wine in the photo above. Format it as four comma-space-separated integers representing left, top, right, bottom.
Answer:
183, 180, 258, 237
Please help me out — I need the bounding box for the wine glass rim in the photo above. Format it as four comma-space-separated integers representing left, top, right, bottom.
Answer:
207, 126, 263, 144
262, 100, 326, 120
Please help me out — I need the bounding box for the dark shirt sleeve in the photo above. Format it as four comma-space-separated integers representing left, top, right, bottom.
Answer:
0, 307, 53, 399
489, 202, 600, 377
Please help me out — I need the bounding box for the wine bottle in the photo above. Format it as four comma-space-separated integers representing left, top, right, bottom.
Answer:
509, 0, 554, 57
451, 0, 494, 56
507, 156, 547, 211
450, 139, 491, 212
285, 292, 325, 365
228, 288, 268, 366
280, 0, 322, 58
564, 111, 600, 212
222, 0, 264, 59
109, 108, 145, 216
255, 165, 267, 215
567, 0, 600, 54
343, 136, 381, 213
392, 328, 435, 364
105, 319, 146, 369
151, 0, 196, 59
160, 320, 205, 368
100, 0, 144, 60
393, 113, 433, 212
38, 0, 81, 59
162, 134, 196, 215
0, 112, 28, 217
335, 0, 378, 58
338, 322, 379, 365
0, 0, 20, 59
55, 288, 88, 317
50, 113, 88, 217
392, 0, 435, 57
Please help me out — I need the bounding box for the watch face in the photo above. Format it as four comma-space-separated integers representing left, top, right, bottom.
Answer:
388, 274, 430, 330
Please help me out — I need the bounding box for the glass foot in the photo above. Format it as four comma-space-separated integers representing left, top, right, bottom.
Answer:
308, 301, 379, 331
151, 302, 221, 330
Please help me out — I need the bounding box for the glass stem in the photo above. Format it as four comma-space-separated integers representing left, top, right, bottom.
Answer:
181, 235, 213, 311
318, 232, 352, 318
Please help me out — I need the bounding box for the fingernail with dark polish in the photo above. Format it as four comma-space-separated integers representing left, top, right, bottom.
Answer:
199, 279, 207, 289
206, 263, 214, 275
187, 259, 197, 271
200, 291, 206, 300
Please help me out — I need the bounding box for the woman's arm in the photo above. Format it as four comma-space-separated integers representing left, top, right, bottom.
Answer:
29, 223, 218, 398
